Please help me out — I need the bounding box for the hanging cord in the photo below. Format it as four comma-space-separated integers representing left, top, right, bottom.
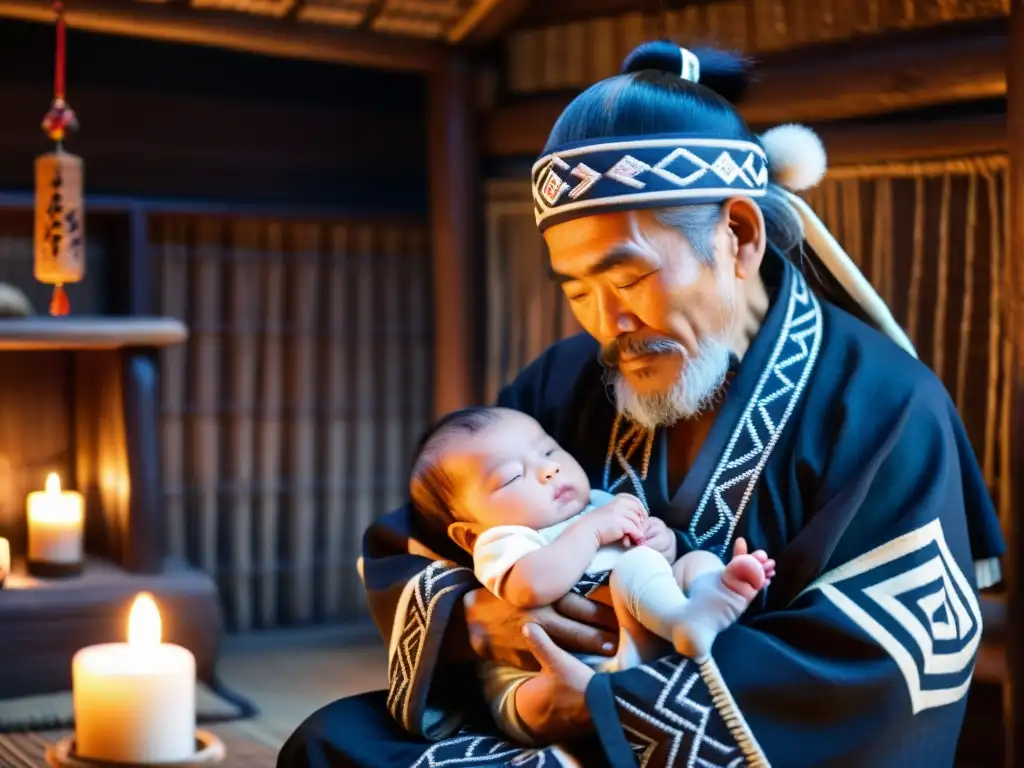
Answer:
41, 0, 78, 316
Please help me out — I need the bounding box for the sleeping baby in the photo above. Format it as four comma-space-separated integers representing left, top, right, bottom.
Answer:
409, 405, 774, 745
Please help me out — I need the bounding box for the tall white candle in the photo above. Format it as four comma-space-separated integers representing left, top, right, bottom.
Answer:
72, 593, 196, 763
26, 472, 84, 567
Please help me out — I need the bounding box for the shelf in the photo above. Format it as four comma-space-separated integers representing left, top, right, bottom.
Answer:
0, 317, 187, 351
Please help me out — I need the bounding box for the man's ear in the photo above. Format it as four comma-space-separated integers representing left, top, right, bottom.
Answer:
448, 521, 480, 552
721, 196, 766, 280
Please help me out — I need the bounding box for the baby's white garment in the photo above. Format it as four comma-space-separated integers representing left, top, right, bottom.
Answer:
471, 493, 689, 745
472, 488, 623, 599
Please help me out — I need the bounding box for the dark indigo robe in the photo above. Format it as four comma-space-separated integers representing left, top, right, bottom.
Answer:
281, 250, 1006, 768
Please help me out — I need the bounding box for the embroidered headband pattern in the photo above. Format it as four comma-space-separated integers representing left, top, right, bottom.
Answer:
531, 137, 769, 232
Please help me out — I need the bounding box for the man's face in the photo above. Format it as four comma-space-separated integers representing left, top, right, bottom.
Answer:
544, 208, 742, 427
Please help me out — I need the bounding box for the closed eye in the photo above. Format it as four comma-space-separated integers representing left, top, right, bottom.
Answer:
616, 271, 656, 291
499, 474, 521, 488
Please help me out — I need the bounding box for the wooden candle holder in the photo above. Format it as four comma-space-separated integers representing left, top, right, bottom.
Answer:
45, 731, 225, 768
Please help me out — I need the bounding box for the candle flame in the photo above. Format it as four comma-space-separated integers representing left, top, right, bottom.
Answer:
45, 472, 61, 495
127, 592, 161, 647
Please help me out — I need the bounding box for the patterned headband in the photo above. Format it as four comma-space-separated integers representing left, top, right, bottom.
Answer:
532, 135, 769, 233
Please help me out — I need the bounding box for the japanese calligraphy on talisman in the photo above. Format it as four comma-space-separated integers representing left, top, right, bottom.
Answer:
34, 150, 85, 285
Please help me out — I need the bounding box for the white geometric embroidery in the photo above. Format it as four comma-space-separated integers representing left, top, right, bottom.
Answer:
804, 519, 983, 714
614, 658, 747, 768
710, 151, 745, 185
387, 561, 475, 733
651, 147, 711, 187
605, 155, 651, 188
568, 163, 602, 199
742, 152, 768, 187
688, 271, 823, 557
531, 138, 769, 228
410, 733, 580, 767
571, 569, 611, 597
540, 168, 569, 205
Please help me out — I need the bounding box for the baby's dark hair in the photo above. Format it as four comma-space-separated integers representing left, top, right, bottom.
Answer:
409, 406, 503, 535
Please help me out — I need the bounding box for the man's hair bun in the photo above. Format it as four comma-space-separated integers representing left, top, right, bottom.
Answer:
621, 40, 753, 105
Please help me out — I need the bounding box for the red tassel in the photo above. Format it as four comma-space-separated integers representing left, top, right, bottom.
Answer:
54, 1, 65, 101
49, 284, 69, 316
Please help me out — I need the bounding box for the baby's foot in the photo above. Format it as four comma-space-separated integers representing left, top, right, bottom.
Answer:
721, 554, 767, 601
732, 537, 776, 583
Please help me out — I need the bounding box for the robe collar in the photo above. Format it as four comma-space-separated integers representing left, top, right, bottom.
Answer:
602, 247, 825, 558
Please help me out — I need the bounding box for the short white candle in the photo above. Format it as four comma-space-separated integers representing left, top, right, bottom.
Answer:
0, 536, 8, 586
72, 593, 197, 763
26, 472, 84, 566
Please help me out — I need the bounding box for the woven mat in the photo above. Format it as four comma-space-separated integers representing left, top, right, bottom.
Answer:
0, 724, 278, 768
0, 683, 251, 734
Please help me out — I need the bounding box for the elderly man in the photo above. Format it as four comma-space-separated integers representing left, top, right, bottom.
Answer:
278, 41, 1005, 768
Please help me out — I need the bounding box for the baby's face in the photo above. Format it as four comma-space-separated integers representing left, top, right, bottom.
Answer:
443, 409, 591, 532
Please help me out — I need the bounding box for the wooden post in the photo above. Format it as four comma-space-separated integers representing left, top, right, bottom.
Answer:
1004, 1, 1024, 765
127, 205, 151, 316
428, 54, 479, 417
121, 351, 162, 574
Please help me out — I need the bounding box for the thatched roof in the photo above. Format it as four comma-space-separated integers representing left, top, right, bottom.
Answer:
0, 0, 532, 73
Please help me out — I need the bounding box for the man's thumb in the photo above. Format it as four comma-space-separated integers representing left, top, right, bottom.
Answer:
522, 622, 569, 671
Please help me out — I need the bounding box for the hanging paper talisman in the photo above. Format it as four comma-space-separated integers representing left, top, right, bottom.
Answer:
34, 0, 84, 317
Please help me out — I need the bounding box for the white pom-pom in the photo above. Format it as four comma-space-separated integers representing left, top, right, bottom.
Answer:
760, 123, 827, 192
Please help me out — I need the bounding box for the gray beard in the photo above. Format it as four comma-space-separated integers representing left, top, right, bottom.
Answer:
604, 338, 732, 429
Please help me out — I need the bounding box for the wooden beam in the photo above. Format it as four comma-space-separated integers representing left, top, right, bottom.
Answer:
448, 0, 531, 45
483, 23, 1009, 157
0, 0, 447, 73
429, 54, 479, 416
798, 116, 1006, 166
1002, 0, 1024, 765
516, 0, 638, 28
487, 111, 1007, 166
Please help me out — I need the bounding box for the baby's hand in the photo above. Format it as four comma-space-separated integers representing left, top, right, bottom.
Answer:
585, 494, 647, 547
640, 517, 677, 562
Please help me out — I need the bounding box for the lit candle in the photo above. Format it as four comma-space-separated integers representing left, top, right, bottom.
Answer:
26, 472, 84, 577
0, 537, 8, 588
72, 593, 196, 763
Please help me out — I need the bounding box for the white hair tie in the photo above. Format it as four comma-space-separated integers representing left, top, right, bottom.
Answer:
679, 47, 700, 83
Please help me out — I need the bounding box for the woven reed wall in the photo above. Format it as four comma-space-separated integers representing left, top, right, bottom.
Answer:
150, 214, 434, 631
504, 0, 1008, 94
484, 154, 1013, 525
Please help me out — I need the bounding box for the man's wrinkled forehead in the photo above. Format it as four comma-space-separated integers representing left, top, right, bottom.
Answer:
545, 210, 658, 282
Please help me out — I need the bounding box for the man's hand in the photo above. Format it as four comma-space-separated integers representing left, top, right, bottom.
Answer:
582, 493, 647, 547
515, 623, 596, 742
640, 517, 677, 562
463, 588, 619, 670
